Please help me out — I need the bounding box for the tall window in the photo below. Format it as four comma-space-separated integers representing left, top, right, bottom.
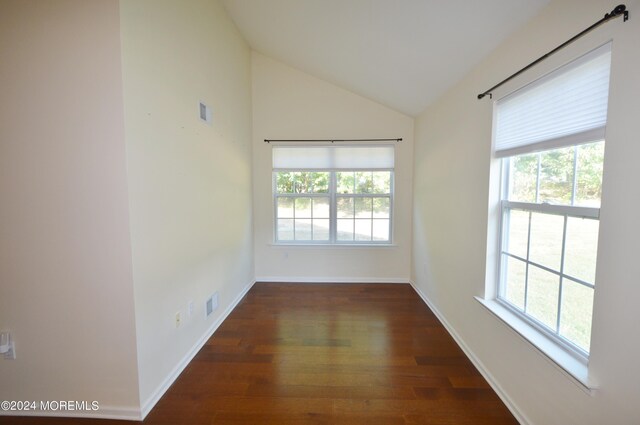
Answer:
272, 145, 394, 244
494, 44, 611, 358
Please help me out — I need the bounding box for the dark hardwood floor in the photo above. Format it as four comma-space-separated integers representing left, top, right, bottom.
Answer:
1, 283, 519, 424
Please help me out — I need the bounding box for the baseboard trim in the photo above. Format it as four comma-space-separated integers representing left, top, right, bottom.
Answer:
409, 280, 531, 425
0, 405, 140, 421
256, 276, 410, 284
139, 279, 256, 420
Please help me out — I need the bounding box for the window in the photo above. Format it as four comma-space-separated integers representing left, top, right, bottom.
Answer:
272, 145, 394, 244
494, 44, 611, 359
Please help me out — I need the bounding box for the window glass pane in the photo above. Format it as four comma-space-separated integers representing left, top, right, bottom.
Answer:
337, 219, 354, 241
277, 219, 294, 240
508, 154, 538, 202
372, 172, 391, 194
503, 255, 526, 310
538, 147, 574, 205
292, 172, 308, 193
276, 172, 294, 193
526, 266, 560, 330
564, 217, 599, 284
293, 172, 325, 194
575, 141, 605, 207
355, 198, 372, 218
277, 198, 294, 218
372, 219, 390, 241
313, 219, 330, 241
355, 172, 374, 194
529, 213, 564, 271
355, 219, 372, 241
294, 197, 312, 218
312, 198, 330, 218
337, 172, 355, 194
373, 197, 390, 218
337, 197, 354, 218
295, 219, 312, 240
559, 279, 594, 352
504, 209, 529, 259
310, 172, 329, 193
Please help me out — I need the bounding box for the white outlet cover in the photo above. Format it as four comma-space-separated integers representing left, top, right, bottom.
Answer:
206, 292, 219, 318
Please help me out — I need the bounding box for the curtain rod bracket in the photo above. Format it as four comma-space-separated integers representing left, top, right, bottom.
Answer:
477, 4, 629, 100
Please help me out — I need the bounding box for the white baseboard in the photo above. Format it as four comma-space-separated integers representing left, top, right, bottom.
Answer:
409, 280, 531, 425
255, 276, 410, 284
139, 279, 256, 420
0, 279, 257, 422
0, 405, 140, 421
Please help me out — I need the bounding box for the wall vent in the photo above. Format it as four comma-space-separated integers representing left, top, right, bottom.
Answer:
199, 101, 212, 125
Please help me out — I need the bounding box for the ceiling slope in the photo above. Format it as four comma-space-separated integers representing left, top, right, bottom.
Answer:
222, 0, 549, 116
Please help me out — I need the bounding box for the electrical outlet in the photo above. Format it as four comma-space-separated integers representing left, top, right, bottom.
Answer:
188, 301, 194, 317
175, 311, 181, 328
206, 292, 219, 318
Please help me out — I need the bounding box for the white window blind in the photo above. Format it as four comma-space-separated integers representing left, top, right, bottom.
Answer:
272, 145, 395, 170
494, 43, 611, 158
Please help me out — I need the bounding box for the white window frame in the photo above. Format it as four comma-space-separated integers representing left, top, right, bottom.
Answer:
478, 43, 611, 390
496, 147, 601, 362
272, 169, 394, 245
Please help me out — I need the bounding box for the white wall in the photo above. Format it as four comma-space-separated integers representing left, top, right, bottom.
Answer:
119, 0, 254, 409
0, 0, 140, 415
412, 0, 640, 424
252, 53, 414, 283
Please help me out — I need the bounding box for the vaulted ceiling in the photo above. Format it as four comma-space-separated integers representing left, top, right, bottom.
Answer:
222, 0, 549, 116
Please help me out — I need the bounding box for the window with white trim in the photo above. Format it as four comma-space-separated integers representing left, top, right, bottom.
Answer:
494, 44, 611, 358
272, 145, 394, 244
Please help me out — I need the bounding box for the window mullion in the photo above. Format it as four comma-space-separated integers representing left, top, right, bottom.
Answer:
292, 194, 296, 240
330, 172, 336, 243
370, 194, 374, 242
524, 211, 532, 312
556, 215, 569, 333
310, 197, 314, 241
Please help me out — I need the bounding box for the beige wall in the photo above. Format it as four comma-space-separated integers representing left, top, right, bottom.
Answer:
0, 0, 140, 415
119, 0, 254, 409
252, 53, 414, 282
412, 0, 640, 424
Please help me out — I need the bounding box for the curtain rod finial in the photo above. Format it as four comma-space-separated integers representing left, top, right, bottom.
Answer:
606, 4, 628, 21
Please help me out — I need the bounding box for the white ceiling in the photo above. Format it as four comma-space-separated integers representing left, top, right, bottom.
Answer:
222, 0, 549, 116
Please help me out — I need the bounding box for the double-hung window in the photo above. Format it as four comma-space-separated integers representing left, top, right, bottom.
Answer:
494, 44, 611, 359
272, 145, 394, 244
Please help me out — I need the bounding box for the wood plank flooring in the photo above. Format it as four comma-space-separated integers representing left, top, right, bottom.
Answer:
1, 283, 519, 425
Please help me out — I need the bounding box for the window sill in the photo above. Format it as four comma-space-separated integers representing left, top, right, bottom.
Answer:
269, 243, 397, 248
475, 296, 596, 394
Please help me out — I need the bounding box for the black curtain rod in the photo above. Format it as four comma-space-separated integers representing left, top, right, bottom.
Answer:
477, 4, 629, 100
264, 138, 402, 143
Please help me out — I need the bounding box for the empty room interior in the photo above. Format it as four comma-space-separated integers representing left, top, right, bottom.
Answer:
2, 0, 640, 424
